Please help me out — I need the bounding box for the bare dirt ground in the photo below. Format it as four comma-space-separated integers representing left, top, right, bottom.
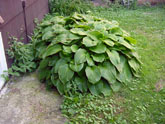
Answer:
0, 73, 66, 124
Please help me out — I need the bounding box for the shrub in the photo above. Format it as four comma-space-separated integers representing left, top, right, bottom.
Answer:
32, 13, 141, 96
7, 38, 37, 76
49, 0, 92, 16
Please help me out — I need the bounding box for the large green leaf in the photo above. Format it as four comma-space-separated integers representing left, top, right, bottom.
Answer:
48, 56, 59, 67
63, 45, 72, 54
39, 58, 50, 69
56, 79, 65, 95
50, 16, 65, 25
70, 28, 87, 35
88, 82, 100, 96
88, 31, 104, 41
102, 39, 115, 47
92, 54, 105, 63
94, 23, 106, 31
71, 44, 79, 52
38, 69, 50, 81
88, 80, 111, 96
82, 37, 98, 47
69, 62, 84, 72
52, 24, 66, 34
51, 74, 58, 86
54, 58, 67, 73
74, 48, 87, 64
86, 53, 95, 66
42, 31, 54, 40
40, 20, 51, 27
101, 82, 112, 96
111, 81, 122, 92
99, 61, 116, 84
42, 44, 62, 58
108, 34, 118, 42
42, 27, 53, 34
110, 27, 123, 36
118, 60, 132, 84
89, 43, 106, 54
85, 66, 101, 84
74, 77, 87, 92
56, 31, 80, 45
106, 49, 121, 72
58, 64, 74, 83
131, 52, 142, 64
128, 58, 140, 72
124, 36, 137, 44
118, 38, 133, 49
97, 80, 112, 96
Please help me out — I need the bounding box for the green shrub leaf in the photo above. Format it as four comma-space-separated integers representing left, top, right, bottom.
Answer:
99, 61, 116, 84
74, 48, 87, 64
54, 58, 67, 73
56, 79, 65, 95
42, 31, 54, 40
74, 77, 87, 92
58, 64, 74, 83
128, 58, 140, 72
106, 49, 121, 72
86, 53, 95, 66
71, 44, 79, 52
102, 39, 115, 47
69, 62, 84, 72
70, 28, 87, 35
92, 54, 105, 63
111, 81, 122, 92
82, 37, 98, 47
42, 44, 62, 58
89, 43, 107, 54
85, 66, 101, 84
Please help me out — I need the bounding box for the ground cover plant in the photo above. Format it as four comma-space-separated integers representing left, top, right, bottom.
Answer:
49, 0, 92, 15
32, 13, 141, 96
6, 38, 37, 77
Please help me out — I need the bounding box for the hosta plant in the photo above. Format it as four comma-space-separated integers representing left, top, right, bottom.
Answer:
32, 13, 141, 96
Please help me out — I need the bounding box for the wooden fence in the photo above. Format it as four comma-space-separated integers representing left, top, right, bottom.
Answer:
138, 0, 165, 5
0, 0, 49, 67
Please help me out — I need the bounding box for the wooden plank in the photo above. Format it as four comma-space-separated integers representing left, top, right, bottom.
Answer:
0, 0, 23, 27
25, 0, 49, 35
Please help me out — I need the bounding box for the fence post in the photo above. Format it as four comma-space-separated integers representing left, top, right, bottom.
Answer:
22, 0, 28, 42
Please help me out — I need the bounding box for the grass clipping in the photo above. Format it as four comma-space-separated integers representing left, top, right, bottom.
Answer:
32, 13, 141, 96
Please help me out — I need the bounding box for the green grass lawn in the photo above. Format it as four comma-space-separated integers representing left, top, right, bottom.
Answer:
95, 6, 165, 124
62, 6, 165, 124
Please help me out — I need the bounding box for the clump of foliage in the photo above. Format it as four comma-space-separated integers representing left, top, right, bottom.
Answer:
61, 94, 127, 124
122, 0, 138, 9
49, 0, 92, 16
32, 13, 141, 96
7, 38, 37, 76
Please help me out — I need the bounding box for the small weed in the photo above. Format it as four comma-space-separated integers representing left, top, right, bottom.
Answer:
61, 94, 127, 124
49, 0, 93, 16
7, 37, 37, 77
